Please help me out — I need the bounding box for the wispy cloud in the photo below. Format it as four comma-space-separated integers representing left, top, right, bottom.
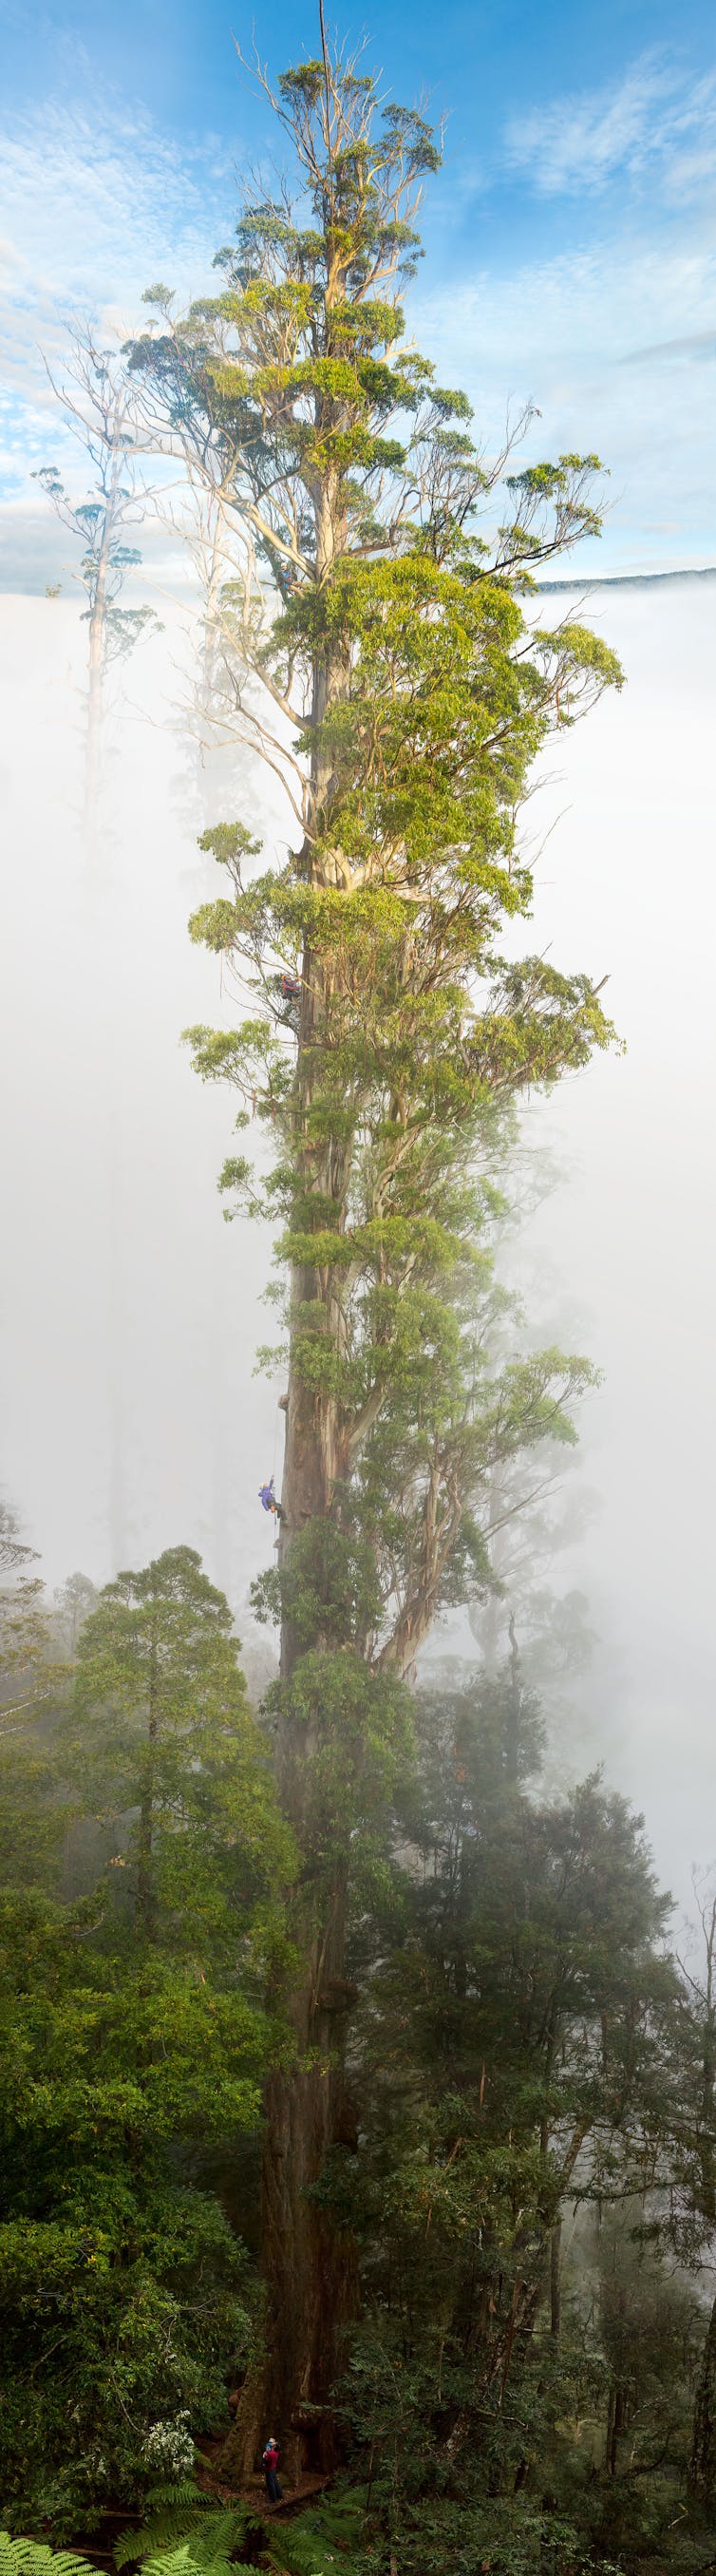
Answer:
1, 57, 714, 581
0, 91, 236, 456
0, 90, 237, 509
0, 95, 231, 305
616, 329, 716, 365
417, 224, 716, 570
504, 54, 716, 200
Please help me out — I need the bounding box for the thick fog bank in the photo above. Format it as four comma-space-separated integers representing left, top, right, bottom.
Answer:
521, 575, 716, 1901
0, 597, 280, 1621
0, 577, 714, 1899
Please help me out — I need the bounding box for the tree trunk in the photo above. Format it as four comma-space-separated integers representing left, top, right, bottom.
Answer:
136, 1626, 159, 1940
83, 431, 122, 852
607, 2382, 625, 2476
223, 1875, 358, 2480
228, 353, 381, 2474
690, 2288, 716, 2497
550, 2217, 561, 2339
506, 1614, 520, 1786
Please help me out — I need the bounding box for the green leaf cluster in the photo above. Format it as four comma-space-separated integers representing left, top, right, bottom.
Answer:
0, 1548, 292, 2533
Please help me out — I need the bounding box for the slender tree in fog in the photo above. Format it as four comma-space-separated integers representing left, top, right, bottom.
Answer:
0, 1489, 55, 1717
136, 283, 256, 769
127, 30, 622, 2472
0, 1494, 35, 1576
33, 323, 159, 845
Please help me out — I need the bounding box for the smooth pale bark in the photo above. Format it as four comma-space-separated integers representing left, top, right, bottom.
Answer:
83, 432, 122, 850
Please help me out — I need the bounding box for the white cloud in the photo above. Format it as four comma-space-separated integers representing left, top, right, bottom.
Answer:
1, 65, 714, 580
505, 53, 716, 200
0, 86, 243, 556
0, 90, 236, 458
0, 95, 230, 304
416, 224, 716, 570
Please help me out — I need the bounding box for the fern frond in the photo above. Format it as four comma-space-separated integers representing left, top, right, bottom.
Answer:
115, 2524, 186, 2572
0, 2542, 98, 2576
273, 2492, 364, 2576
141, 2552, 242, 2576
115, 2510, 251, 2576
143, 2488, 211, 2514
185, 2518, 251, 2568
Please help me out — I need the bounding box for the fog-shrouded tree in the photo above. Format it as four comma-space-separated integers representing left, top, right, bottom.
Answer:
33, 323, 160, 845
0, 1545, 294, 2533
333, 1676, 681, 2573
52, 1570, 98, 1661
0, 1492, 60, 1728
126, 28, 623, 2470
0, 1496, 36, 1579
69, 1543, 293, 1946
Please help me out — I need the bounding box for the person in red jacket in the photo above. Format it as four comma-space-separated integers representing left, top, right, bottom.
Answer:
262, 2435, 282, 2503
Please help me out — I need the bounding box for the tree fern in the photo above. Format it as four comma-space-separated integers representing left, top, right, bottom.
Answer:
141, 2488, 213, 2516
273, 2491, 365, 2576
115, 2509, 251, 2576
141, 2554, 255, 2576
0, 2542, 97, 2576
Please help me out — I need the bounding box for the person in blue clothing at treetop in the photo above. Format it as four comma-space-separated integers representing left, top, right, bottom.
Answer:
258, 1475, 285, 1522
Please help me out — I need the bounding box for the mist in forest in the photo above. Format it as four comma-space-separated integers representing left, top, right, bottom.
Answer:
1, 568, 714, 1898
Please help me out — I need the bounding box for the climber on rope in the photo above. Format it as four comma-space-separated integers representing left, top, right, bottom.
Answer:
258, 1476, 286, 1523
273, 971, 302, 1033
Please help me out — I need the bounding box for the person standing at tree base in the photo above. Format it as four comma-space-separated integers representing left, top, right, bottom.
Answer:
262, 2434, 282, 2502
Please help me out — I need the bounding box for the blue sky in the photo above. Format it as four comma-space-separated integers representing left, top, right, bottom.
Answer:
1, 0, 715, 579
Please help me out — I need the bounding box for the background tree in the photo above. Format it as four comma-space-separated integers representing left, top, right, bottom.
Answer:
52, 1572, 98, 1662
0, 1490, 61, 1727
327, 1675, 688, 2574
667, 1877, 716, 2508
0, 1494, 36, 1577
33, 323, 160, 846
0, 1546, 292, 2534
68, 1544, 294, 1942
134, 280, 258, 805
127, 28, 624, 2471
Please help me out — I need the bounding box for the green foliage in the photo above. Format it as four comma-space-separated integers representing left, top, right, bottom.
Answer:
0, 1546, 292, 2533
272, 2488, 366, 2576
123, 19, 635, 2471
325, 1670, 693, 2573
127, 37, 622, 1715
0, 2544, 97, 2576
68, 1543, 294, 1946
136, 2554, 254, 2576
5, 35, 707, 2542
114, 2506, 251, 2572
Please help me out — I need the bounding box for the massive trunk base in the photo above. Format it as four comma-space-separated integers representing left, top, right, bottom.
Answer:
221, 2057, 358, 2482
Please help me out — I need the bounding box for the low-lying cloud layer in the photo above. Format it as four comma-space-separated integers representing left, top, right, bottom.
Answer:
1, 575, 715, 1905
